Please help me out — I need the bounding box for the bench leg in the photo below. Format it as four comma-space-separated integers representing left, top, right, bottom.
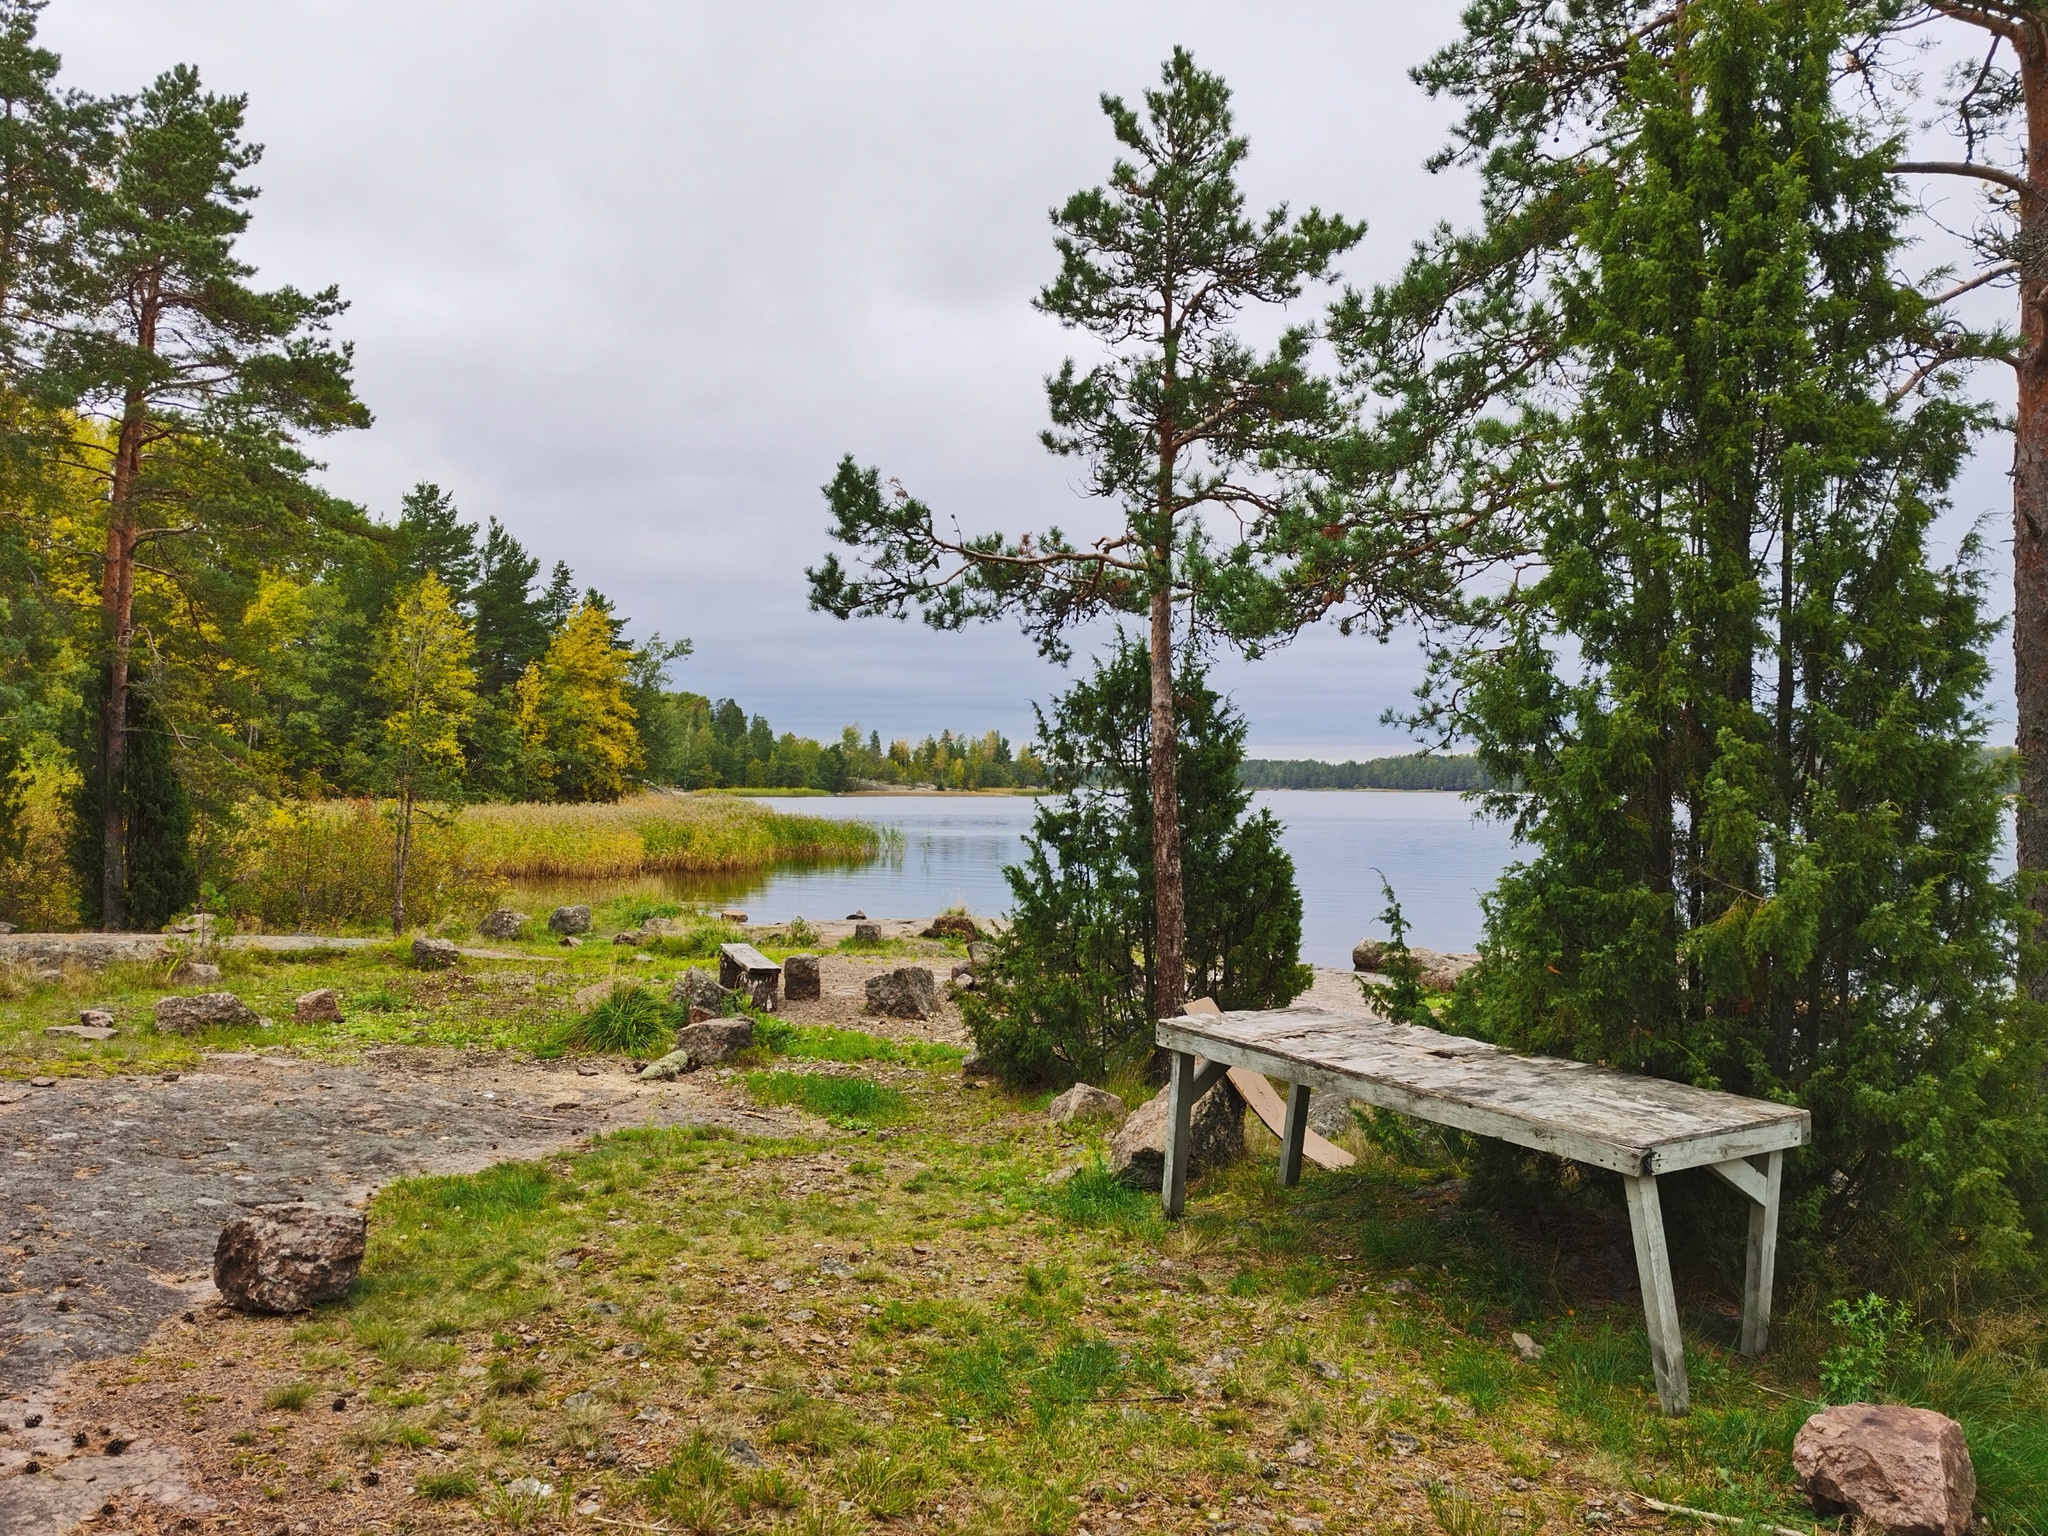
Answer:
1162, 1050, 1197, 1218
1739, 1149, 1784, 1357
1623, 1172, 1689, 1416
1279, 1082, 1311, 1187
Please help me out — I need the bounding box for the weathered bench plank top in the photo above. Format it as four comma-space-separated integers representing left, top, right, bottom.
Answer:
1158, 1005, 1808, 1178
718, 942, 779, 976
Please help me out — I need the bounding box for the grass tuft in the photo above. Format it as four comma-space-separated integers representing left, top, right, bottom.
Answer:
743, 1070, 908, 1127
260, 1380, 316, 1411
553, 982, 674, 1055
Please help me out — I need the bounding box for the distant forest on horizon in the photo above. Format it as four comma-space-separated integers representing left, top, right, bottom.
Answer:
1236, 753, 1491, 791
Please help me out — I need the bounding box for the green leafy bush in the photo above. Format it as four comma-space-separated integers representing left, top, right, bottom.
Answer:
965, 639, 1310, 1085
1820, 1293, 1914, 1405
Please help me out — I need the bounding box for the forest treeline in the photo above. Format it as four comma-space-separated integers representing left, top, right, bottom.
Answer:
1238, 754, 1490, 791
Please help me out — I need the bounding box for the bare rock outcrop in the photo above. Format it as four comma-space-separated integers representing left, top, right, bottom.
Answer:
1109, 1080, 1246, 1190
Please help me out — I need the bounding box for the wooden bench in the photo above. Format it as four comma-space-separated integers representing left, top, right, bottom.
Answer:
718, 942, 781, 1011
1157, 1004, 1810, 1416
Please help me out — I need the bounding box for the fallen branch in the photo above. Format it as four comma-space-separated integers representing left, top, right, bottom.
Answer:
1639, 1495, 1814, 1536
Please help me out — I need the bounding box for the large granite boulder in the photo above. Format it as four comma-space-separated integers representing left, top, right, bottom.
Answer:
294, 988, 343, 1024
866, 965, 938, 1019
169, 959, 221, 985
783, 953, 821, 1001
671, 967, 735, 1014
213, 1204, 367, 1314
479, 908, 528, 939
412, 934, 458, 969
1794, 1404, 1976, 1536
1109, 1079, 1246, 1190
675, 1016, 754, 1065
1350, 939, 1478, 992
548, 905, 594, 936
155, 992, 259, 1034
1049, 1083, 1127, 1128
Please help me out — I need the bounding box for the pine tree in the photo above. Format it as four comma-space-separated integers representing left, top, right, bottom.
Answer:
393, 483, 478, 601
46, 64, 367, 928
370, 574, 475, 933
812, 49, 1364, 1017
68, 681, 196, 930
1391, 0, 2042, 1280
470, 517, 546, 693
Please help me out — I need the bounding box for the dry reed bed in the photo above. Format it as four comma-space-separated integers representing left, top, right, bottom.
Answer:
459, 794, 880, 877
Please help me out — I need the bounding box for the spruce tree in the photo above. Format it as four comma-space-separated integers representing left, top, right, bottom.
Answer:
69, 681, 195, 930
1378, 0, 2042, 1279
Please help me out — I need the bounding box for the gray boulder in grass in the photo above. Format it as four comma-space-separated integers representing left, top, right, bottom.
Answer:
412, 935, 458, 969
548, 904, 593, 935
675, 1016, 754, 1065
1108, 1079, 1246, 1190
479, 908, 528, 939
213, 1204, 367, 1313
671, 967, 734, 1013
865, 965, 939, 1019
1049, 1083, 1127, 1127
783, 953, 822, 1001
155, 992, 259, 1034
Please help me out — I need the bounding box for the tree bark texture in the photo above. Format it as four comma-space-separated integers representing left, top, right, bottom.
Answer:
2017, 25, 2048, 999
1149, 585, 1186, 1021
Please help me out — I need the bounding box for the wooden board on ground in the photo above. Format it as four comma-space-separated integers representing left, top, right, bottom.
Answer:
1183, 998, 1353, 1171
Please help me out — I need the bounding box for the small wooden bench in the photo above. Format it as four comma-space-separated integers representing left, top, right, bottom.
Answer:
718, 942, 781, 1011
1157, 1004, 1810, 1415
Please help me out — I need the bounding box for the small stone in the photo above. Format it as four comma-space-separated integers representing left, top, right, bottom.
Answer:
154, 992, 259, 1034
1511, 1331, 1544, 1362
688, 1005, 714, 1024
479, 908, 528, 939
783, 953, 822, 1002
1507, 1477, 1533, 1493
818, 1258, 855, 1279
726, 1438, 764, 1469
1108, 1079, 1246, 1190
675, 1016, 753, 1065
633, 1406, 671, 1424
1387, 1431, 1421, 1455
411, 935, 458, 970
1048, 1083, 1127, 1127
865, 965, 939, 1019
574, 1059, 602, 1076
550, 1094, 584, 1111
45, 1024, 116, 1041
79, 1008, 116, 1030
548, 905, 593, 935
562, 1391, 600, 1409
293, 988, 343, 1025
1310, 1359, 1344, 1380
1794, 1403, 1975, 1536
504, 1477, 554, 1498
921, 914, 980, 941
212, 1204, 366, 1313
844, 910, 866, 921
637, 1048, 692, 1081
168, 959, 221, 985
28, 1077, 53, 1087
852, 922, 883, 945
560, 935, 582, 948
719, 909, 748, 923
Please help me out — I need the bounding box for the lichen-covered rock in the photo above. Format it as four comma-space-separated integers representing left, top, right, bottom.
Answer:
154, 992, 259, 1034
212, 1204, 366, 1314
637, 1048, 692, 1081
1794, 1404, 1976, 1536
479, 908, 528, 939
1108, 1080, 1247, 1191
922, 914, 980, 941
411, 935, 458, 970
865, 965, 939, 1019
1349, 940, 1478, 992
169, 958, 221, 985
1049, 1083, 1127, 1127
670, 967, 734, 1014
294, 988, 343, 1024
548, 904, 593, 935
675, 1016, 753, 1065
783, 953, 821, 1001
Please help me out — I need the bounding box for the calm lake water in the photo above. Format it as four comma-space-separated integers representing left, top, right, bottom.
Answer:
636, 791, 1520, 969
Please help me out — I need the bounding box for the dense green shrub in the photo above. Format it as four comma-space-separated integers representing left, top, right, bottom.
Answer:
965, 640, 1309, 1085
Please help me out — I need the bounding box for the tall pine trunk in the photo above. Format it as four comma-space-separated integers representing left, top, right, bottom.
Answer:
392, 785, 411, 935
1148, 585, 1186, 1020
96, 391, 147, 931
2016, 31, 2048, 1000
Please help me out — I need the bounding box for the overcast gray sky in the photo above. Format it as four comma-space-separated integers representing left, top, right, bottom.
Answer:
42, 2, 2021, 755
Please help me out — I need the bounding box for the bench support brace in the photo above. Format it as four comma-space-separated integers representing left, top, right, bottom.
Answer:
1624, 1173, 1689, 1416
1161, 1051, 1230, 1217
1279, 1083, 1312, 1187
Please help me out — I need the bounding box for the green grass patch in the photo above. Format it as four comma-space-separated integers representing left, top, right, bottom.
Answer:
743, 1070, 908, 1127
753, 1018, 965, 1067
548, 982, 674, 1056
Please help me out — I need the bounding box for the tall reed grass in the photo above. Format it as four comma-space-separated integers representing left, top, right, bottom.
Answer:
220, 793, 878, 931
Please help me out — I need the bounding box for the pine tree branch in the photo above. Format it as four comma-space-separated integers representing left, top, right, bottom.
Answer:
1930, 261, 2019, 303
1894, 159, 2038, 200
